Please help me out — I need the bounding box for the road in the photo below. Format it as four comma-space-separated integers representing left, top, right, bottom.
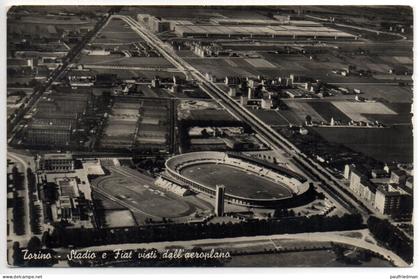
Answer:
77, 228, 407, 267
7, 152, 32, 241
117, 15, 371, 217
7, 11, 113, 140
83, 64, 182, 72
305, 15, 407, 41
7, 152, 34, 265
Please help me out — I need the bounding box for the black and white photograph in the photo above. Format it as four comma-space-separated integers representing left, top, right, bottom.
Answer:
3, 3, 415, 274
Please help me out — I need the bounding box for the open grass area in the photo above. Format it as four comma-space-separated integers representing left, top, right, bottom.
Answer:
104, 209, 137, 227
93, 18, 143, 43
185, 57, 257, 78
336, 84, 412, 103
187, 109, 236, 122
250, 109, 290, 126
309, 101, 352, 123
312, 126, 413, 163
331, 101, 397, 122
225, 249, 392, 267
91, 68, 185, 80
245, 58, 277, 68
282, 100, 327, 123
78, 55, 173, 67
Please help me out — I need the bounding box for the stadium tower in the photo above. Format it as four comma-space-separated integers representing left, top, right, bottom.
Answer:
215, 185, 225, 216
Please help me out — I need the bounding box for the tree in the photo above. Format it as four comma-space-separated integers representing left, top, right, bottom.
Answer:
332, 244, 346, 262
201, 129, 209, 138
12, 241, 23, 266
42, 231, 52, 248
27, 236, 41, 251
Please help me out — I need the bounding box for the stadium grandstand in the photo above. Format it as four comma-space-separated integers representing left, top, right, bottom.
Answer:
163, 151, 313, 208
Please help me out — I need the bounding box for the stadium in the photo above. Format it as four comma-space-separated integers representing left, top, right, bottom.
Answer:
164, 151, 313, 208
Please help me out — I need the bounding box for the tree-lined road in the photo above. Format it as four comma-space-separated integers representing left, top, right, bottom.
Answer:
117, 15, 371, 218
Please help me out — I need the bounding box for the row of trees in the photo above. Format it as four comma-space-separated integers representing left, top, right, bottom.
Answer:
27, 168, 42, 234
11, 194, 25, 235
10, 166, 24, 191
8, 166, 25, 235
12, 236, 58, 267
42, 213, 364, 249
367, 216, 413, 264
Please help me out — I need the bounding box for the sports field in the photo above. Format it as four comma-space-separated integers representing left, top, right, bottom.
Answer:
93, 167, 195, 219
180, 163, 293, 200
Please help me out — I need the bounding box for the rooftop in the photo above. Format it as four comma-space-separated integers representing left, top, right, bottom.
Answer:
43, 153, 73, 160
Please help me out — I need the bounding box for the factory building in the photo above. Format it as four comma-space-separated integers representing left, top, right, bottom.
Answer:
137, 14, 171, 33
174, 24, 356, 40
38, 153, 74, 172
24, 119, 73, 146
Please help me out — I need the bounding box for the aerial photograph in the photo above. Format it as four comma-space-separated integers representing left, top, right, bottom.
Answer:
6, 5, 413, 268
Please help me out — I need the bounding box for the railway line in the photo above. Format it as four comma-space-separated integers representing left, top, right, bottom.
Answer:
115, 15, 371, 216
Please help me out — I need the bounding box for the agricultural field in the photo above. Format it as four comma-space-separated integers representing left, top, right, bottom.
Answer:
331, 101, 397, 122
245, 58, 277, 68
282, 100, 328, 124
94, 18, 142, 44
312, 126, 413, 163
372, 102, 413, 125
185, 57, 258, 78
122, 6, 220, 19
185, 51, 410, 83
272, 99, 406, 125
99, 101, 141, 149
332, 84, 413, 103
78, 55, 174, 68
136, 84, 167, 98
279, 99, 409, 126
8, 15, 96, 39
259, 52, 412, 83
250, 109, 290, 126
308, 101, 352, 123
91, 68, 185, 80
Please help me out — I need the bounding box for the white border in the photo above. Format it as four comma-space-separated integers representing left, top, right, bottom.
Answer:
0, 1, 418, 279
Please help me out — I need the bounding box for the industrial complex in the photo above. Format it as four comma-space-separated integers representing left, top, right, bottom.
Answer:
6, 5, 413, 268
